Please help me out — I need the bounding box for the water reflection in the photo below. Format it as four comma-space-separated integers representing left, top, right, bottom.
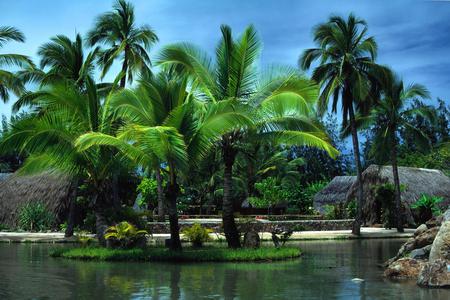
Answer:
0, 240, 449, 299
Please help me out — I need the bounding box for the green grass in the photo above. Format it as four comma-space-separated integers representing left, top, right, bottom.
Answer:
50, 246, 302, 262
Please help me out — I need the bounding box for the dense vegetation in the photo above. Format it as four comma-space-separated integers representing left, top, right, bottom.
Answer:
0, 0, 448, 249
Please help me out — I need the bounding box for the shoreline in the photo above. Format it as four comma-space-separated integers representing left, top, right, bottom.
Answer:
0, 227, 414, 243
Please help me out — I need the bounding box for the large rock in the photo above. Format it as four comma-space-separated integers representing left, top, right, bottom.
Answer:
384, 258, 426, 279
414, 227, 440, 248
414, 224, 427, 237
443, 208, 450, 222
417, 259, 450, 288
429, 221, 450, 262
410, 245, 432, 260
243, 231, 260, 248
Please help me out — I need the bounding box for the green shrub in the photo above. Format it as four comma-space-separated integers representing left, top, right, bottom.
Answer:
323, 203, 346, 220
411, 194, 444, 224
0, 223, 10, 231
18, 202, 55, 232
136, 177, 164, 209
250, 177, 287, 214
285, 180, 328, 214
346, 199, 357, 219
76, 230, 94, 247
374, 183, 397, 229
181, 223, 212, 247
104, 221, 148, 249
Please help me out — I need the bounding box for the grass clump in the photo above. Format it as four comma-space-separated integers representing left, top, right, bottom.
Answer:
50, 246, 301, 262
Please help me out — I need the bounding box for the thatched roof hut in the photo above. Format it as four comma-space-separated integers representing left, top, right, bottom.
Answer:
0, 172, 74, 228
313, 176, 356, 213
346, 165, 450, 226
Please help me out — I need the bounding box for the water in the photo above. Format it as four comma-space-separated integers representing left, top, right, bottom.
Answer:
0, 240, 449, 299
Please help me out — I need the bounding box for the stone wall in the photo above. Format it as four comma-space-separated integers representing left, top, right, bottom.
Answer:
147, 219, 354, 234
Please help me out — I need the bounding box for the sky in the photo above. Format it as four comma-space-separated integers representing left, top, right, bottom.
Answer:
1, 0, 450, 119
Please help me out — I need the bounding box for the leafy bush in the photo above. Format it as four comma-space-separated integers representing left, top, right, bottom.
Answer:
0, 223, 10, 231
104, 221, 148, 249
374, 183, 397, 229
346, 199, 357, 218
181, 223, 212, 247
76, 230, 94, 247
411, 194, 444, 224
18, 202, 55, 232
285, 180, 328, 214
136, 177, 163, 209
249, 177, 287, 213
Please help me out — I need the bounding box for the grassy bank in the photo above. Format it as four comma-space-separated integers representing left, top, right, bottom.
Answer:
50, 246, 302, 262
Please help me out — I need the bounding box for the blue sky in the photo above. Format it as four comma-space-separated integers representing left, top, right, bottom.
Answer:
1, 0, 450, 118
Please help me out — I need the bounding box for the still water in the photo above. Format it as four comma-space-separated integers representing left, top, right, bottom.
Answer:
0, 240, 449, 299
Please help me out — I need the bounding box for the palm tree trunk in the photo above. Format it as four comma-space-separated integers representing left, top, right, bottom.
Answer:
390, 131, 404, 232
349, 104, 364, 236
93, 191, 108, 246
119, 48, 128, 88
166, 174, 182, 251
222, 144, 241, 248
155, 167, 165, 222
64, 179, 79, 237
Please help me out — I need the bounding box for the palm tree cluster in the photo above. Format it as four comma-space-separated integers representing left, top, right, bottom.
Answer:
0, 2, 439, 249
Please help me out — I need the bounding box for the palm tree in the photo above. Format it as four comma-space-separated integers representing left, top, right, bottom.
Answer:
370, 72, 431, 232
299, 14, 388, 235
13, 34, 102, 112
1, 78, 123, 239
0, 26, 34, 102
86, 0, 158, 88
76, 72, 250, 250
158, 25, 337, 248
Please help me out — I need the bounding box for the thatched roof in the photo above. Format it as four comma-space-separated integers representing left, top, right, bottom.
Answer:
346, 165, 450, 225
313, 176, 356, 213
0, 172, 74, 228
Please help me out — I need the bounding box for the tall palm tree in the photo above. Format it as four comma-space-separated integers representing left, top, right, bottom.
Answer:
158, 25, 337, 248
0, 78, 123, 239
87, 0, 158, 88
14, 34, 102, 112
370, 72, 431, 232
76, 72, 250, 250
299, 14, 388, 235
0, 26, 34, 102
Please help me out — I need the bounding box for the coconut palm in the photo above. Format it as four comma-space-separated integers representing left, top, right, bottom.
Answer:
86, 0, 158, 88
299, 14, 388, 235
0, 77, 123, 239
76, 71, 251, 250
369, 72, 432, 232
13, 34, 102, 112
0, 26, 34, 102
158, 25, 337, 248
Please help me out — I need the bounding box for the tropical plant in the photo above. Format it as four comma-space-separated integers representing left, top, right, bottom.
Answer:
181, 223, 212, 247
158, 24, 337, 248
411, 194, 444, 224
249, 177, 287, 214
136, 177, 161, 210
299, 13, 388, 235
75, 70, 248, 250
75, 230, 94, 247
369, 73, 432, 231
18, 201, 55, 231
87, 0, 158, 87
104, 221, 148, 249
1, 78, 124, 240
0, 26, 34, 102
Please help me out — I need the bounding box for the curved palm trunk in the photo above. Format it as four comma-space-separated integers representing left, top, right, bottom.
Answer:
390, 131, 404, 232
64, 179, 79, 237
349, 104, 364, 236
166, 173, 182, 251
119, 47, 129, 88
155, 167, 165, 221
222, 144, 241, 248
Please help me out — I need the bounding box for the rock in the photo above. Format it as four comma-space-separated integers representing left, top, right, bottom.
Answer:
243, 231, 260, 248
417, 259, 450, 288
415, 227, 440, 249
414, 224, 427, 237
426, 217, 441, 229
410, 245, 432, 260
443, 209, 450, 222
384, 258, 426, 279
429, 221, 450, 262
